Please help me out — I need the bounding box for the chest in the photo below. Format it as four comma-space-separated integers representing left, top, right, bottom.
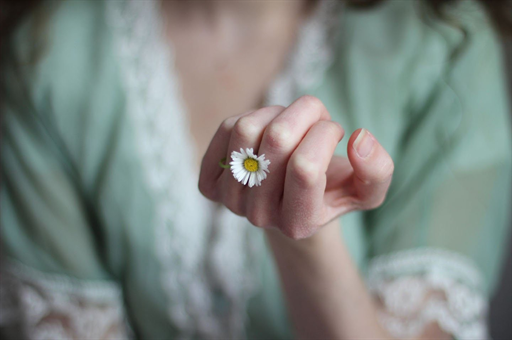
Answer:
163, 2, 307, 169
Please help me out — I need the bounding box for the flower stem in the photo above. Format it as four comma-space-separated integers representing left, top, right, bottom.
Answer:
219, 157, 231, 169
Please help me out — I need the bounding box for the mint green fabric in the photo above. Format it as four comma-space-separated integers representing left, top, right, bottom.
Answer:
1, 0, 511, 339
2, 1, 175, 337
314, 0, 512, 296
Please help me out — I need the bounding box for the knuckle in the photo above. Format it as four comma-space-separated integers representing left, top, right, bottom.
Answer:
385, 159, 395, 177
366, 195, 387, 210
374, 195, 387, 208
198, 179, 211, 198
297, 95, 327, 115
315, 120, 344, 138
264, 105, 286, 114
358, 191, 388, 210
375, 159, 395, 183
360, 158, 394, 185
220, 116, 238, 133
376, 195, 387, 207
198, 177, 217, 201
221, 190, 245, 217
288, 155, 320, 187
264, 122, 293, 151
223, 199, 244, 217
246, 208, 268, 228
233, 116, 260, 139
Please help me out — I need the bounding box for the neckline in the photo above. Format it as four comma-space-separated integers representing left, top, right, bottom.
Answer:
107, 0, 340, 337
159, 0, 333, 176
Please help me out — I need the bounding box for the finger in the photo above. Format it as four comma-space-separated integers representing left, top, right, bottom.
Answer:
346, 128, 394, 210
280, 120, 344, 239
199, 110, 254, 201
251, 96, 332, 217
219, 106, 285, 214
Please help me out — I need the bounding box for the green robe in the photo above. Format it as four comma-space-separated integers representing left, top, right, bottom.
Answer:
1, 0, 511, 339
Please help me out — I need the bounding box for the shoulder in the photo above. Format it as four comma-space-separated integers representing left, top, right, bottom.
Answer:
4, 0, 124, 121
336, 0, 503, 84
339, 0, 495, 58
335, 0, 510, 151
2, 0, 127, 162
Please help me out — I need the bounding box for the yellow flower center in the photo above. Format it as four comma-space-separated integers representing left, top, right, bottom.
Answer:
243, 158, 259, 172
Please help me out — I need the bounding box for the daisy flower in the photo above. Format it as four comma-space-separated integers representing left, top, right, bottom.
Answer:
230, 148, 271, 187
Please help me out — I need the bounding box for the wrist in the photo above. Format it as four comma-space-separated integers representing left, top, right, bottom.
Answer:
264, 218, 342, 252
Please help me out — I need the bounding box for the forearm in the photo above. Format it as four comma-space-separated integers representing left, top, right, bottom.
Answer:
264, 219, 390, 340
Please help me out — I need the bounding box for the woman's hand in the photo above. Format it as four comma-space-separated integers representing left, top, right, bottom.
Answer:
198, 95, 394, 239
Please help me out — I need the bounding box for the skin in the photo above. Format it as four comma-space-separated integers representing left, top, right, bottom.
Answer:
199, 97, 450, 339
162, 0, 307, 170
198, 98, 394, 237
165, 1, 451, 338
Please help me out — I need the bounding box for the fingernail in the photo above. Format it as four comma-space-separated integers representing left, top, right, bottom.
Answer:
354, 128, 374, 158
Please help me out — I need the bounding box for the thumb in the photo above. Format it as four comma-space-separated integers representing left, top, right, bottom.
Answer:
346, 128, 394, 210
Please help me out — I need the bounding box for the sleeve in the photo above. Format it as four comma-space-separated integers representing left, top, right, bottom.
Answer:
363, 3, 512, 339
0, 2, 132, 339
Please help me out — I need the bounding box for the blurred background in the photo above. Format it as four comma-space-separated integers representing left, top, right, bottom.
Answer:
489, 37, 512, 340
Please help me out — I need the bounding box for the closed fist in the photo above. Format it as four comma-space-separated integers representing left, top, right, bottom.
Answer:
198, 95, 394, 239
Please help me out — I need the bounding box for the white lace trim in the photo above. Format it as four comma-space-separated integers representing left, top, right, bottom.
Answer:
367, 248, 489, 339
0, 259, 131, 340
107, 1, 260, 339
107, 0, 341, 338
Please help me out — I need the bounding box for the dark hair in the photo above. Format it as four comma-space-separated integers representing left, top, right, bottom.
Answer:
0, 0, 40, 46
1, 0, 511, 54
345, 0, 512, 36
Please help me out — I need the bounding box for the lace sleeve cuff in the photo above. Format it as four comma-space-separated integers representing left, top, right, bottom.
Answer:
0, 259, 132, 340
366, 248, 489, 340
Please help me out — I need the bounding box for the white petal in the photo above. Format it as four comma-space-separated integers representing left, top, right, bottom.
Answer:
238, 168, 248, 178
255, 172, 263, 186
242, 171, 251, 185
236, 171, 245, 184
234, 171, 244, 182
260, 170, 267, 180
248, 173, 256, 188
247, 148, 256, 158
234, 169, 246, 178
231, 150, 243, 159
231, 162, 243, 169
257, 156, 270, 170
